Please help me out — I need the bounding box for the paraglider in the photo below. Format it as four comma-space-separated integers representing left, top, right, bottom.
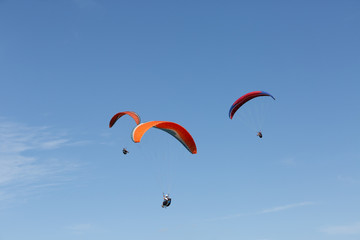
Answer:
229, 91, 275, 138
132, 121, 197, 208
122, 148, 129, 154
109, 111, 141, 154
162, 193, 172, 208
131, 121, 197, 154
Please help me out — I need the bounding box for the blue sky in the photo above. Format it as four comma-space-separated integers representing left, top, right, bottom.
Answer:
0, 0, 359, 239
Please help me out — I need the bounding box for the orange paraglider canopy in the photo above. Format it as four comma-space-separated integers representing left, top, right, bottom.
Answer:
131, 121, 197, 154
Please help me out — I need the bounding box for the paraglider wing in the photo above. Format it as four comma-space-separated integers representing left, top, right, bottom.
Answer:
109, 111, 141, 128
131, 121, 197, 154
229, 91, 275, 119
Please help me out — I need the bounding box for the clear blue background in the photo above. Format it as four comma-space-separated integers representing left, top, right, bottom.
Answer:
0, 1, 359, 239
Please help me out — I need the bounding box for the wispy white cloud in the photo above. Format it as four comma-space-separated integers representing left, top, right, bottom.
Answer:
258, 201, 315, 214
66, 223, 92, 234
206, 201, 315, 222
337, 175, 360, 184
65, 223, 106, 235
0, 119, 78, 202
321, 222, 360, 235
40, 139, 69, 149
159, 228, 169, 232
206, 213, 246, 221
0, 121, 68, 153
280, 157, 296, 167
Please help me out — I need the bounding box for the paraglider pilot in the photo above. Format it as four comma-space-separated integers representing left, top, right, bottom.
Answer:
162, 193, 171, 208
122, 148, 129, 155
257, 131, 263, 138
